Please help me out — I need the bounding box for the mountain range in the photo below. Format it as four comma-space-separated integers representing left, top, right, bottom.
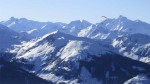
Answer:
0, 16, 150, 84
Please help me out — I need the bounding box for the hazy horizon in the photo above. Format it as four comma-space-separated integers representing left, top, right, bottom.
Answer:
1, 15, 150, 24
0, 0, 150, 23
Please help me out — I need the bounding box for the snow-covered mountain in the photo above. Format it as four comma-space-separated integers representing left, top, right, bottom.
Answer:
60, 20, 92, 36
13, 31, 110, 83
15, 31, 110, 70
12, 31, 150, 84
1, 17, 46, 32
1, 16, 150, 40
1, 17, 66, 38
1, 16, 150, 84
0, 24, 28, 52
1, 17, 92, 38
78, 15, 150, 39
112, 33, 150, 63
102, 15, 150, 35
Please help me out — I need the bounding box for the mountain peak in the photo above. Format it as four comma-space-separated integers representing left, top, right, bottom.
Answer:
37, 30, 66, 42
9, 17, 18, 21
10, 17, 16, 20
67, 20, 91, 30
69, 20, 82, 24
9, 17, 29, 22
19, 18, 28, 21
82, 19, 92, 25
117, 15, 128, 20
69, 20, 91, 24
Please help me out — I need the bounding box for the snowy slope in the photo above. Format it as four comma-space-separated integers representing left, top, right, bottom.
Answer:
1, 17, 66, 38
78, 24, 111, 39
13, 31, 150, 84
60, 20, 92, 36
78, 15, 150, 39
0, 24, 28, 52
14, 31, 112, 83
1, 17, 46, 32
124, 74, 150, 84
1, 17, 93, 39
1, 16, 150, 83
15, 31, 110, 69
103, 15, 150, 35
112, 33, 150, 63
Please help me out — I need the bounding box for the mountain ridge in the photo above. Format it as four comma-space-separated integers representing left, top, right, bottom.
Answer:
1, 16, 150, 40
0, 15, 150, 84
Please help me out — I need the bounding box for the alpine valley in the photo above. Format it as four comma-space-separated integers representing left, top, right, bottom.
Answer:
0, 16, 150, 84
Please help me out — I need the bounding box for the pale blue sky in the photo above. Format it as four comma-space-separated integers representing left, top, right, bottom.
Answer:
0, 0, 150, 23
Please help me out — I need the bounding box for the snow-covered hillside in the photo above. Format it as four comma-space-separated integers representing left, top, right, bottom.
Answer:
60, 20, 92, 36
78, 15, 150, 39
13, 31, 150, 84
15, 31, 110, 70
112, 33, 150, 63
14, 31, 111, 83
1, 16, 150, 84
1, 17, 66, 38
124, 74, 150, 84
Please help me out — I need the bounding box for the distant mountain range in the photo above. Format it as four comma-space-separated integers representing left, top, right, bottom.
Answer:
0, 16, 150, 84
1, 15, 150, 39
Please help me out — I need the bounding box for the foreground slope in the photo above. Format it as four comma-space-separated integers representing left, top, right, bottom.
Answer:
14, 31, 150, 84
0, 58, 52, 84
